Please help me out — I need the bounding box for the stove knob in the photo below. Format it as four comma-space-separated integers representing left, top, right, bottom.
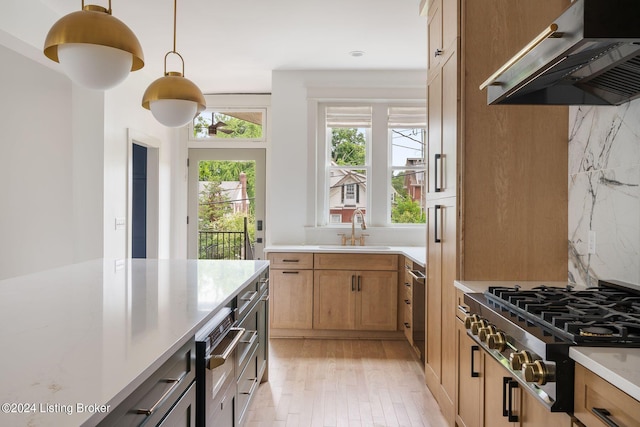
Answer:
464, 314, 480, 329
470, 319, 489, 335
522, 360, 549, 385
478, 325, 497, 342
486, 331, 507, 351
509, 350, 533, 370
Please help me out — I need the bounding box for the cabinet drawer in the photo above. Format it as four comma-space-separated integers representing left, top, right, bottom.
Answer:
98, 339, 195, 426
574, 363, 640, 427
236, 344, 259, 426
269, 252, 313, 269
314, 253, 398, 271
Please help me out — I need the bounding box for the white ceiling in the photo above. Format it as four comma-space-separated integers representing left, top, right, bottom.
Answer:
40, 0, 427, 94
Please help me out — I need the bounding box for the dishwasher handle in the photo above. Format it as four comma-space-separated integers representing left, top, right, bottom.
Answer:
207, 327, 245, 370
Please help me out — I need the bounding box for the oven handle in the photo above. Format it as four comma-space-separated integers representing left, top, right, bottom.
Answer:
592, 408, 622, 427
207, 327, 245, 370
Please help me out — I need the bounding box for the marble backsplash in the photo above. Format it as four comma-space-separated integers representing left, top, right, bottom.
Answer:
568, 103, 640, 287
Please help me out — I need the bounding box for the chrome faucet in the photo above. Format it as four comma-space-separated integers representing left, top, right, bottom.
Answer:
350, 209, 367, 246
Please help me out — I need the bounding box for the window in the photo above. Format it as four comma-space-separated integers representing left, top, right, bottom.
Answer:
191, 109, 265, 141
324, 105, 370, 225
317, 102, 426, 226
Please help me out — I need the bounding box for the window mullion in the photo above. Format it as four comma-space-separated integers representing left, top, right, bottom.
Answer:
370, 104, 388, 226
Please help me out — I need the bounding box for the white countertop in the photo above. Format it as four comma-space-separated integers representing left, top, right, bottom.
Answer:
455, 280, 640, 402
265, 245, 426, 267
570, 347, 640, 401
0, 258, 269, 427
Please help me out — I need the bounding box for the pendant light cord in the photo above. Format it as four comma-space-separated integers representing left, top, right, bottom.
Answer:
172, 0, 177, 53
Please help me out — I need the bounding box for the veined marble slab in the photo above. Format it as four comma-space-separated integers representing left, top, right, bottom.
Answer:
568, 104, 640, 288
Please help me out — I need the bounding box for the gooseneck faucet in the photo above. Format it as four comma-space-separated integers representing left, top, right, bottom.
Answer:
350, 209, 367, 246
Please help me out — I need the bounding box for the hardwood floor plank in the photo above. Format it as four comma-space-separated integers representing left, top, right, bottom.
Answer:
245, 338, 447, 427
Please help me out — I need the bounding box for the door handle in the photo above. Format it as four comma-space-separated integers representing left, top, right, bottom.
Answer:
357, 275, 362, 292
434, 205, 442, 243
434, 153, 442, 192
470, 345, 480, 378
507, 380, 519, 422
351, 275, 355, 292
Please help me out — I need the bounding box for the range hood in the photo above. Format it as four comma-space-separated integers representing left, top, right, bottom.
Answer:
481, 0, 640, 105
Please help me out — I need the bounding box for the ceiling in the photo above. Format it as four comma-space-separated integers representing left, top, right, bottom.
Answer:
40, 0, 427, 94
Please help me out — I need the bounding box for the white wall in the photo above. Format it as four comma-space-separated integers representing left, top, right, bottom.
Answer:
269, 70, 427, 247
0, 1, 179, 278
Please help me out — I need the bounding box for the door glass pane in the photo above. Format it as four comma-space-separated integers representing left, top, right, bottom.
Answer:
198, 160, 255, 259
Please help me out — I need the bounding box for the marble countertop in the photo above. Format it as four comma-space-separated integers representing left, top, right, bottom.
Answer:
0, 258, 269, 427
265, 245, 426, 267
455, 280, 640, 402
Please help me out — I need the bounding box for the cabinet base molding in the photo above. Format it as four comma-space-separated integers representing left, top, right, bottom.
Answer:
270, 328, 404, 340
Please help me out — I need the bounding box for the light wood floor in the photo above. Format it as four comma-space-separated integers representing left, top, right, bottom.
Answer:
245, 339, 448, 427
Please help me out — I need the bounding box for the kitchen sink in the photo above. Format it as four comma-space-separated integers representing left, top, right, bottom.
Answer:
316, 245, 391, 251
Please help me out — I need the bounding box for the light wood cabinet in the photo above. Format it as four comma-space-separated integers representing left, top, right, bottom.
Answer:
574, 363, 640, 427
268, 252, 313, 329
314, 269, 397, 331
424, 0, 570, 425
455, 319, 481, 427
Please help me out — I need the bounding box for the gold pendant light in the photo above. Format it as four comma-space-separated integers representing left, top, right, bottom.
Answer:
43, 1, 144, 90
142, 0, 205, 128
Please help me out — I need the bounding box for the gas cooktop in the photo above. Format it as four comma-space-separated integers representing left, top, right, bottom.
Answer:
484, 279, 640, 346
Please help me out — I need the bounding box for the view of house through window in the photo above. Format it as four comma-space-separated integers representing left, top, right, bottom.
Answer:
323, 104, 426, 225
192, 109, 264, 140
326, 106, 370, 225
198, 160, 256, 259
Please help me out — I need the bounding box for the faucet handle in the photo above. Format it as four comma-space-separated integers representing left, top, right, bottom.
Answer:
337, 233, 347, 246
359, 234, 369, 246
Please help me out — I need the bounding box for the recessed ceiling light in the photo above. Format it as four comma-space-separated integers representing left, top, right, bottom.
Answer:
349, 51, 365, 57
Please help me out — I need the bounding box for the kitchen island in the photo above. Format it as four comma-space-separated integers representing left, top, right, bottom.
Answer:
0, 258, 269, 427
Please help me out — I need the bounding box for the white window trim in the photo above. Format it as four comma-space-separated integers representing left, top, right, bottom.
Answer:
311, 99, 426, 228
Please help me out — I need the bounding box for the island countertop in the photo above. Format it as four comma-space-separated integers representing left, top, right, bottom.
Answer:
0, 258, 269, 427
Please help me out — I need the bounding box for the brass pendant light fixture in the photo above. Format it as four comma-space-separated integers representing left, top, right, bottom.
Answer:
142, 0, 206, 128
43, 1, 144, 90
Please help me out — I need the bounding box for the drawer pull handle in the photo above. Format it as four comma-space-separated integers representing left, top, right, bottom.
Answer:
207, 327, 245, 370
507, 380, 519, 422
135, 371, 187, 416
240, 330, 258, 345
282, 271, 300, 274
404, 322, 411, 329
240, 377, 259, 395
407, 269, 425, 281
282, 259, 300, 263
404, 299, 411, 305
241, 291, 258, 303
592, 408, 622, 427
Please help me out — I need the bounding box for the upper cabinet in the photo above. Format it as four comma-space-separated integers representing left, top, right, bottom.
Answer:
426, 0, 459, 74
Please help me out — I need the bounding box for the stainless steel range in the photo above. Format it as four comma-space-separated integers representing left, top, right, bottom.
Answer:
463, 279, 640, 413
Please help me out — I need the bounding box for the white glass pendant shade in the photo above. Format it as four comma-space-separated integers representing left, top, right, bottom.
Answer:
57, 43, 133, 90
142, 72, 206, 127
150, 99, 198, 127
43, 6, 144, 90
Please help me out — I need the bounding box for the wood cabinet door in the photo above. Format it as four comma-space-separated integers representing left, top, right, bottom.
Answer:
456, 320, 482, 427
520, 390, 572, 427
270, 269, 313, 329
483, 356, 520, 427
425, 203, 443, 388
313, 270, 356, 330
356, 270, 398, 331
427, 67, 443, 196
427, 0, 443, 73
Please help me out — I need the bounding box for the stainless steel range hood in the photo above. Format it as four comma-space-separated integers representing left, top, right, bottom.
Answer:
481, 0, 640, 105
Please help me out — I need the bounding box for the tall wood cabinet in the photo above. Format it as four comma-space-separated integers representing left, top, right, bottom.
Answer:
422, 0, 570, 425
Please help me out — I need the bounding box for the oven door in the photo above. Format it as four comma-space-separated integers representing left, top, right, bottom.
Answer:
201, 327, 244, 427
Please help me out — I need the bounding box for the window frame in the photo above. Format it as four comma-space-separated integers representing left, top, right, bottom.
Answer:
188, 107, 267, 143
315, 101, 426, 228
